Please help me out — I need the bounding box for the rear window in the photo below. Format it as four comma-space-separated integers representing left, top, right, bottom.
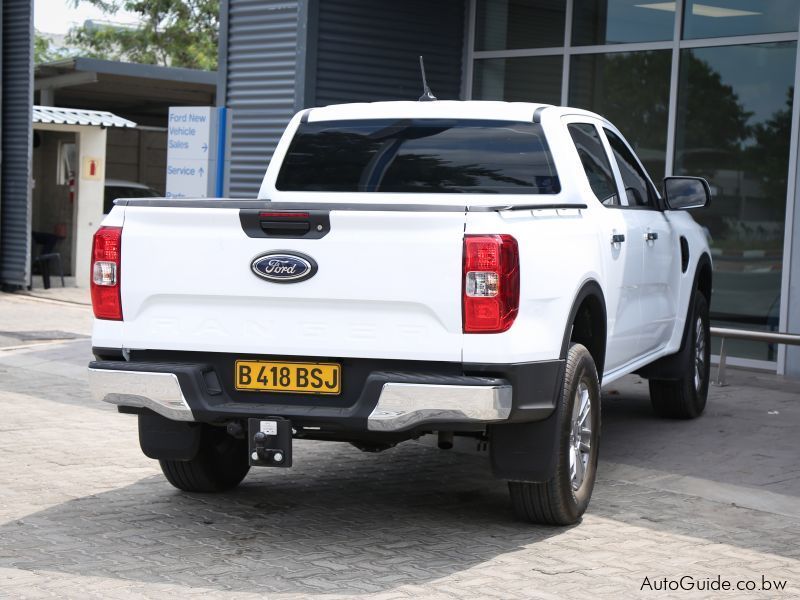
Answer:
276, 119, 560, 194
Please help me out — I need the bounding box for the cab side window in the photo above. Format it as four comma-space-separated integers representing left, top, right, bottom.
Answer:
604, 129, 657, 208
567, 123, 618, 207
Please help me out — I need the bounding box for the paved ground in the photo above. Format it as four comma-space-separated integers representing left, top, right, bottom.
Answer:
1, 291, 799, 598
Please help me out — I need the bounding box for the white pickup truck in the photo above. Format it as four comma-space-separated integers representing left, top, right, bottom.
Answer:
89, 101, 712, 525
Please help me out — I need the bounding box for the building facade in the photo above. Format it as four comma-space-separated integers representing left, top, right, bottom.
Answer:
219, 0, 800, 375
1, 0, 35, 289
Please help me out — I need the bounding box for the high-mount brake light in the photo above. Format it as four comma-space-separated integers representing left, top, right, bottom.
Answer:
91, 226, 123, 320
463, 234, 519, 333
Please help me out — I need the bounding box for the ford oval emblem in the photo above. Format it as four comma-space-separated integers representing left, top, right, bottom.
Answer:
251, 251, 317, 283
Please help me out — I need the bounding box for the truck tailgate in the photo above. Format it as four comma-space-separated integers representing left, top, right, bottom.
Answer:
119, 205, 466, 361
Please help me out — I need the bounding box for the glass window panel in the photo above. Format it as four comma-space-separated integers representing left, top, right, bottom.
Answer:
674, 42, 796, 360
276, 120, 561, 194
572, 0, 675, 45
473, 56, 563, 105
568, 123, 620, 205
475, 0, 566, 50
684, 0, 800, 40
604, 129, 658, 207
569, 51, 671, 179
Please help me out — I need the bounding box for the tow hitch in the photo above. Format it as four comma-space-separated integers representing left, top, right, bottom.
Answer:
248, 418, 292, 467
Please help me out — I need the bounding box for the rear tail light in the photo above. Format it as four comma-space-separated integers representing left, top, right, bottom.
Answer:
91, 226, 122, 320
463, 234, 519, 333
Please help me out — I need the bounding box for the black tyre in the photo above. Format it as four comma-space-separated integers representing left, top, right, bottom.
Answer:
649, 290, 710, 419
509, 343, 601, 526
159, 425, 250, 492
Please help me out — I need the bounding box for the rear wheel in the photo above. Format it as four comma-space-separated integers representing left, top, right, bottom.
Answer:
159, 425, 250, 492
509, 343, 601, 525
649, 290, 710, 419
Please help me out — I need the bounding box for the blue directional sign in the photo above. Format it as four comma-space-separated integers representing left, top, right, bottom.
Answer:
166, 107, 229, 198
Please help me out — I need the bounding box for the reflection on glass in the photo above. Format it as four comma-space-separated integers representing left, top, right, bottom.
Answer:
475, 0, 566, 50
473, 56, 563, 105
684, 0, 800, 40
569, 51, 670, 179
572, 0, 674, 45
674, 42, 796, 360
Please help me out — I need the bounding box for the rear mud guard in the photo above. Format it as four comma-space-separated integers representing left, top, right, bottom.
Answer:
488, 412, 563, 482
139, 412, 202, 461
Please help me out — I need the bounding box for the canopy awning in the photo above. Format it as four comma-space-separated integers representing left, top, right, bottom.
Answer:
33, 105, 136, 128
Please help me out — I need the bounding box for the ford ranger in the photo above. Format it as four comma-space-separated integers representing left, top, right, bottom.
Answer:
88, 101, 712, 525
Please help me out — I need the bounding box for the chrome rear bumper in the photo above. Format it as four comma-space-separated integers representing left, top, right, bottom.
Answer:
88, 367, 511, 431
367, 382, 512, 431
88, 368, 194, 421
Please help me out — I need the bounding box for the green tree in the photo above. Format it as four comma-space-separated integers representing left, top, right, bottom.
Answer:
67, 0, 219, 70
34, 32, 73, 64
746, 87, 793, 219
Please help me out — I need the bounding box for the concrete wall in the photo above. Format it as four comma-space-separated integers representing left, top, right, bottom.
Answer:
106, 128, 167, 194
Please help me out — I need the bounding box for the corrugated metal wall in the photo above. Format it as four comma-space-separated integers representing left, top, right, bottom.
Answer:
315, 0, 465, 106
219, 0, 466, 198
221, 0, 300, 198
0, 0, 33, 287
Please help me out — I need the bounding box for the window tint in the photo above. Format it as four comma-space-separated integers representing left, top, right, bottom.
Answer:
684, 0, 799, 40
475, 0, 566, 51
604, 129, 655, 208
277, 119, 560, 194
572, 0, 674, 45
568, 123, 618, 206
473, 56, 563, 106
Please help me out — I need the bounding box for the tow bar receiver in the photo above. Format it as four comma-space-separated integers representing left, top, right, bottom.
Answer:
248, 418, 293, 467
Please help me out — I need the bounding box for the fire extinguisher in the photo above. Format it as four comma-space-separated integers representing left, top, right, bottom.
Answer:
68, 172, 75, 204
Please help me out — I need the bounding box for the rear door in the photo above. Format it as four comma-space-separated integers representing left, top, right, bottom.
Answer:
119, 203, 467, 362
602, 127, 678, 356
565, 120, 644, 371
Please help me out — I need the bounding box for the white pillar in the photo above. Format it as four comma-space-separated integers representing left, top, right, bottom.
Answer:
73, 126, 107, 288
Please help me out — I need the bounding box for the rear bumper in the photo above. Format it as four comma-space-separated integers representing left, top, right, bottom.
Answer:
90, 368, 512, 431
367, 383, 511, 432
89, 368, 193, 422
88, 351, 563, 434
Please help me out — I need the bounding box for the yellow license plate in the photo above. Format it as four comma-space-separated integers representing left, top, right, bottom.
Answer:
234, 360, 341, 394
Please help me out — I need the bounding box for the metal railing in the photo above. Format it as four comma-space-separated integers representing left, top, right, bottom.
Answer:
711, 327, 800, 385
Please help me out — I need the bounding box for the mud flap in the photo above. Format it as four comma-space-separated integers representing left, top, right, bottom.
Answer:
488, 411, 563, 482
138, 412, 201, 461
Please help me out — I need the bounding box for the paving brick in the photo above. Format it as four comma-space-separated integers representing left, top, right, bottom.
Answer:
1, 292, 800, 598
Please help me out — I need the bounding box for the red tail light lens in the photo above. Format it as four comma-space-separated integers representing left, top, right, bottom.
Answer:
91, 226, 122, 320
463, 234, 519, 333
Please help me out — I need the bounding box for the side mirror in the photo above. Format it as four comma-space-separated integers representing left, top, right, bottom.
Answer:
663, 176, 711, 210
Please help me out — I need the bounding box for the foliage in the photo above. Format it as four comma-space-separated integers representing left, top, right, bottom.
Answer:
746, 88, 793, 217
34, 32, 73, 64
66, 0, 219, 70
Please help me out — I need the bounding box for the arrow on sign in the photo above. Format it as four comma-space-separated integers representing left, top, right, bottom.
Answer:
198, 167, 205, 177
201, 143, 208, 152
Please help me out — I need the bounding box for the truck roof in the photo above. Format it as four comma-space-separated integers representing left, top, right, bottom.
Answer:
305, 100, 592, 123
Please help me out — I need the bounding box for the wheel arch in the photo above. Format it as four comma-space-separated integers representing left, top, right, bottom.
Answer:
695, 252, 712, 303
560, 279, 607, 381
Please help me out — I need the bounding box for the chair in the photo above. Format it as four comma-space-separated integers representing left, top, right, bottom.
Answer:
32, 231, 65, 289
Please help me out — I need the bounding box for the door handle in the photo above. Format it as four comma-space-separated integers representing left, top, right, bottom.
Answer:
645, 231, 659, 242
611, 233, 626, 244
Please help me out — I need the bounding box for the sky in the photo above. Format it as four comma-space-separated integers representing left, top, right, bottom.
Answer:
35, 0, 142, 35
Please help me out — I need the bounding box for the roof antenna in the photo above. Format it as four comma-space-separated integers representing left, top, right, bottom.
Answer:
418, 56, 437, 102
